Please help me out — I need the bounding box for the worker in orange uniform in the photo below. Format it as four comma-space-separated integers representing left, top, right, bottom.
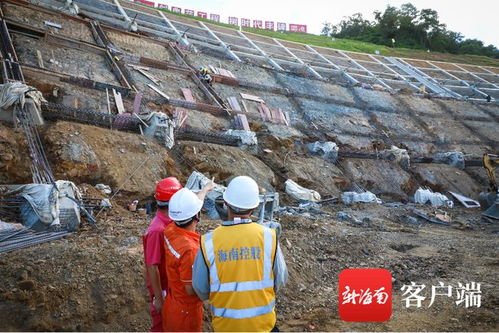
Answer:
192, 176, 288, 332
162, 186, 212, 332
143, 177, 182, 332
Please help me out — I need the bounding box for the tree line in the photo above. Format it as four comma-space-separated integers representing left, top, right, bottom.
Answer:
321, 3, 499, 59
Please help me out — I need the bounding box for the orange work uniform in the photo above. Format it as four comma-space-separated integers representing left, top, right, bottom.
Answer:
162, 223, 203, 332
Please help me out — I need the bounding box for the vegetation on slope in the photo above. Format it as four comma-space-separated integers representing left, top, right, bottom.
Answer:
153, 6, 499, 67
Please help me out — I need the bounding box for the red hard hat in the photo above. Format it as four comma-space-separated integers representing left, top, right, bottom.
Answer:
155, 177, 182, 202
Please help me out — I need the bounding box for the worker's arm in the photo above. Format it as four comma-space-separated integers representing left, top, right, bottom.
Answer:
180, 249, 202, 300
146, 265, 164, 312
273, 243, 288, 291
196, 179, 215, 202
184, 285, 196, 296
143, 230, 165, 312
192, 249, 210, 300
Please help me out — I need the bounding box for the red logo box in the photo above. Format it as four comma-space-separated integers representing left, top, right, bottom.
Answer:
338, 268, 392, 322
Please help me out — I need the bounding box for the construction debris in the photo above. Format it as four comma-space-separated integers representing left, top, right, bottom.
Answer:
413, 209, 451, 226
341, 191, 382, 205
285, 179, 321, 202
0, 226, 71, 254
95, 184, 112, 195
147, 84, 170, 101
278, 202, 329, 220
381, 146, 410, 169
141, 112, 175, 148
0, 82, 45, 125
307, 141, 338, 162
432, 152, 465, 169
2, 181, 82, 231
449, 191, 480, 208
414, 188, 453, 208
224, 129, 257, 145
240, 92, 265, 103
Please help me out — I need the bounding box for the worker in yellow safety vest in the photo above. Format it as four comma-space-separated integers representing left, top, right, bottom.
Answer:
192, 176, 288, 332
198, 66, 210, 76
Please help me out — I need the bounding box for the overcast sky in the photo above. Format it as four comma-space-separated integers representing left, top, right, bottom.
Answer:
155, 0, 499, 47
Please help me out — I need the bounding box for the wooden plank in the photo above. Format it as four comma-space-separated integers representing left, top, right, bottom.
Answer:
136, 68, 160, 84
261, 103, 272, 121
227, 96, 242, 111
35, 50, 44, 68
281, 109, 290, 126
240, 99, 249, 113
132, 92, 143, 114
174, 108, 188, 128
112, 88, 125, 114
209, 65, 218, 74
181, 88, 195, 102
240, 92, 265, 103
148, 84, 170, 100
238, 114, 250, 131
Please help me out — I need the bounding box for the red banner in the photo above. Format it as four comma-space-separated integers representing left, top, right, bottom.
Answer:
209, 13, 220, 22
184, 9, 195, 16
171, 6, 181, 13
265, 21, 274, 30
135, 0, 155, 6
228, 17, 239, 25
157, 4, 168, 9
289, 24, 307, 33
253, 20, 263, 29
277, 22, 287, 31
197, 11, 207, 18
241, 18, 251, 27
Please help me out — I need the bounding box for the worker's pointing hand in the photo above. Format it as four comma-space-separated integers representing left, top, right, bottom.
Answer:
204, 177, 215, 192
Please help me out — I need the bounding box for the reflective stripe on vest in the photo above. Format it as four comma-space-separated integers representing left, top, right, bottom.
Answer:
205, 227, 274, 292
204, 226, 275, 319
211, 299, 276, 319
164, 236, 180, 259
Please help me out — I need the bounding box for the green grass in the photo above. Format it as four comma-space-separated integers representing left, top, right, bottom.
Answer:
153, 7, 499, 67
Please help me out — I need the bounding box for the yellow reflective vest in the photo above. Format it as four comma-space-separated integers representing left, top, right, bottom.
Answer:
200, 221, 277, 332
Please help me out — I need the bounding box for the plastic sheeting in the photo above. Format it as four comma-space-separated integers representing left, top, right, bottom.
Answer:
307, 141, 338, 162
0, 82, 46, 125
381, 146, 410, 169
285, 179, 321, 202
432, 152, 465, 170
341, 191, 382, 205
414, 188, 453, 208
4, 181, 82, 230
224, 130, 258, 146
141, 112, 175, 148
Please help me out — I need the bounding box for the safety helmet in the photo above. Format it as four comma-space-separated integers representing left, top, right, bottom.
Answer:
154, 177, 182, 202
168, 188, 204, 223
223, 176, 260, 210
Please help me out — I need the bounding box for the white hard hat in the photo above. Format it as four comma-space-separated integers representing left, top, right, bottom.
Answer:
168, 188, 204, 222
223, 176, 260, 210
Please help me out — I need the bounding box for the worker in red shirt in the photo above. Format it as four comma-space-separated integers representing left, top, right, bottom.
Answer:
143, 177, 182, 332
162, 187, 209, 332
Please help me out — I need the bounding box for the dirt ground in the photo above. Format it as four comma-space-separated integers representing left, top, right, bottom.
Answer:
1, 2, 497, 331
0, 201, 497, 331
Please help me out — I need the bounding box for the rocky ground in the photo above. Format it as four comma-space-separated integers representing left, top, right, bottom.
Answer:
0, 197, 497, 331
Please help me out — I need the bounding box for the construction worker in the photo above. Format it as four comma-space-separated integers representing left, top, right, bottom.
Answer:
162, 187, 209, 332
192, 176, 288, 332
198, 66, 210, 76
202, 73, 213, 86
143, 177, 182, 332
